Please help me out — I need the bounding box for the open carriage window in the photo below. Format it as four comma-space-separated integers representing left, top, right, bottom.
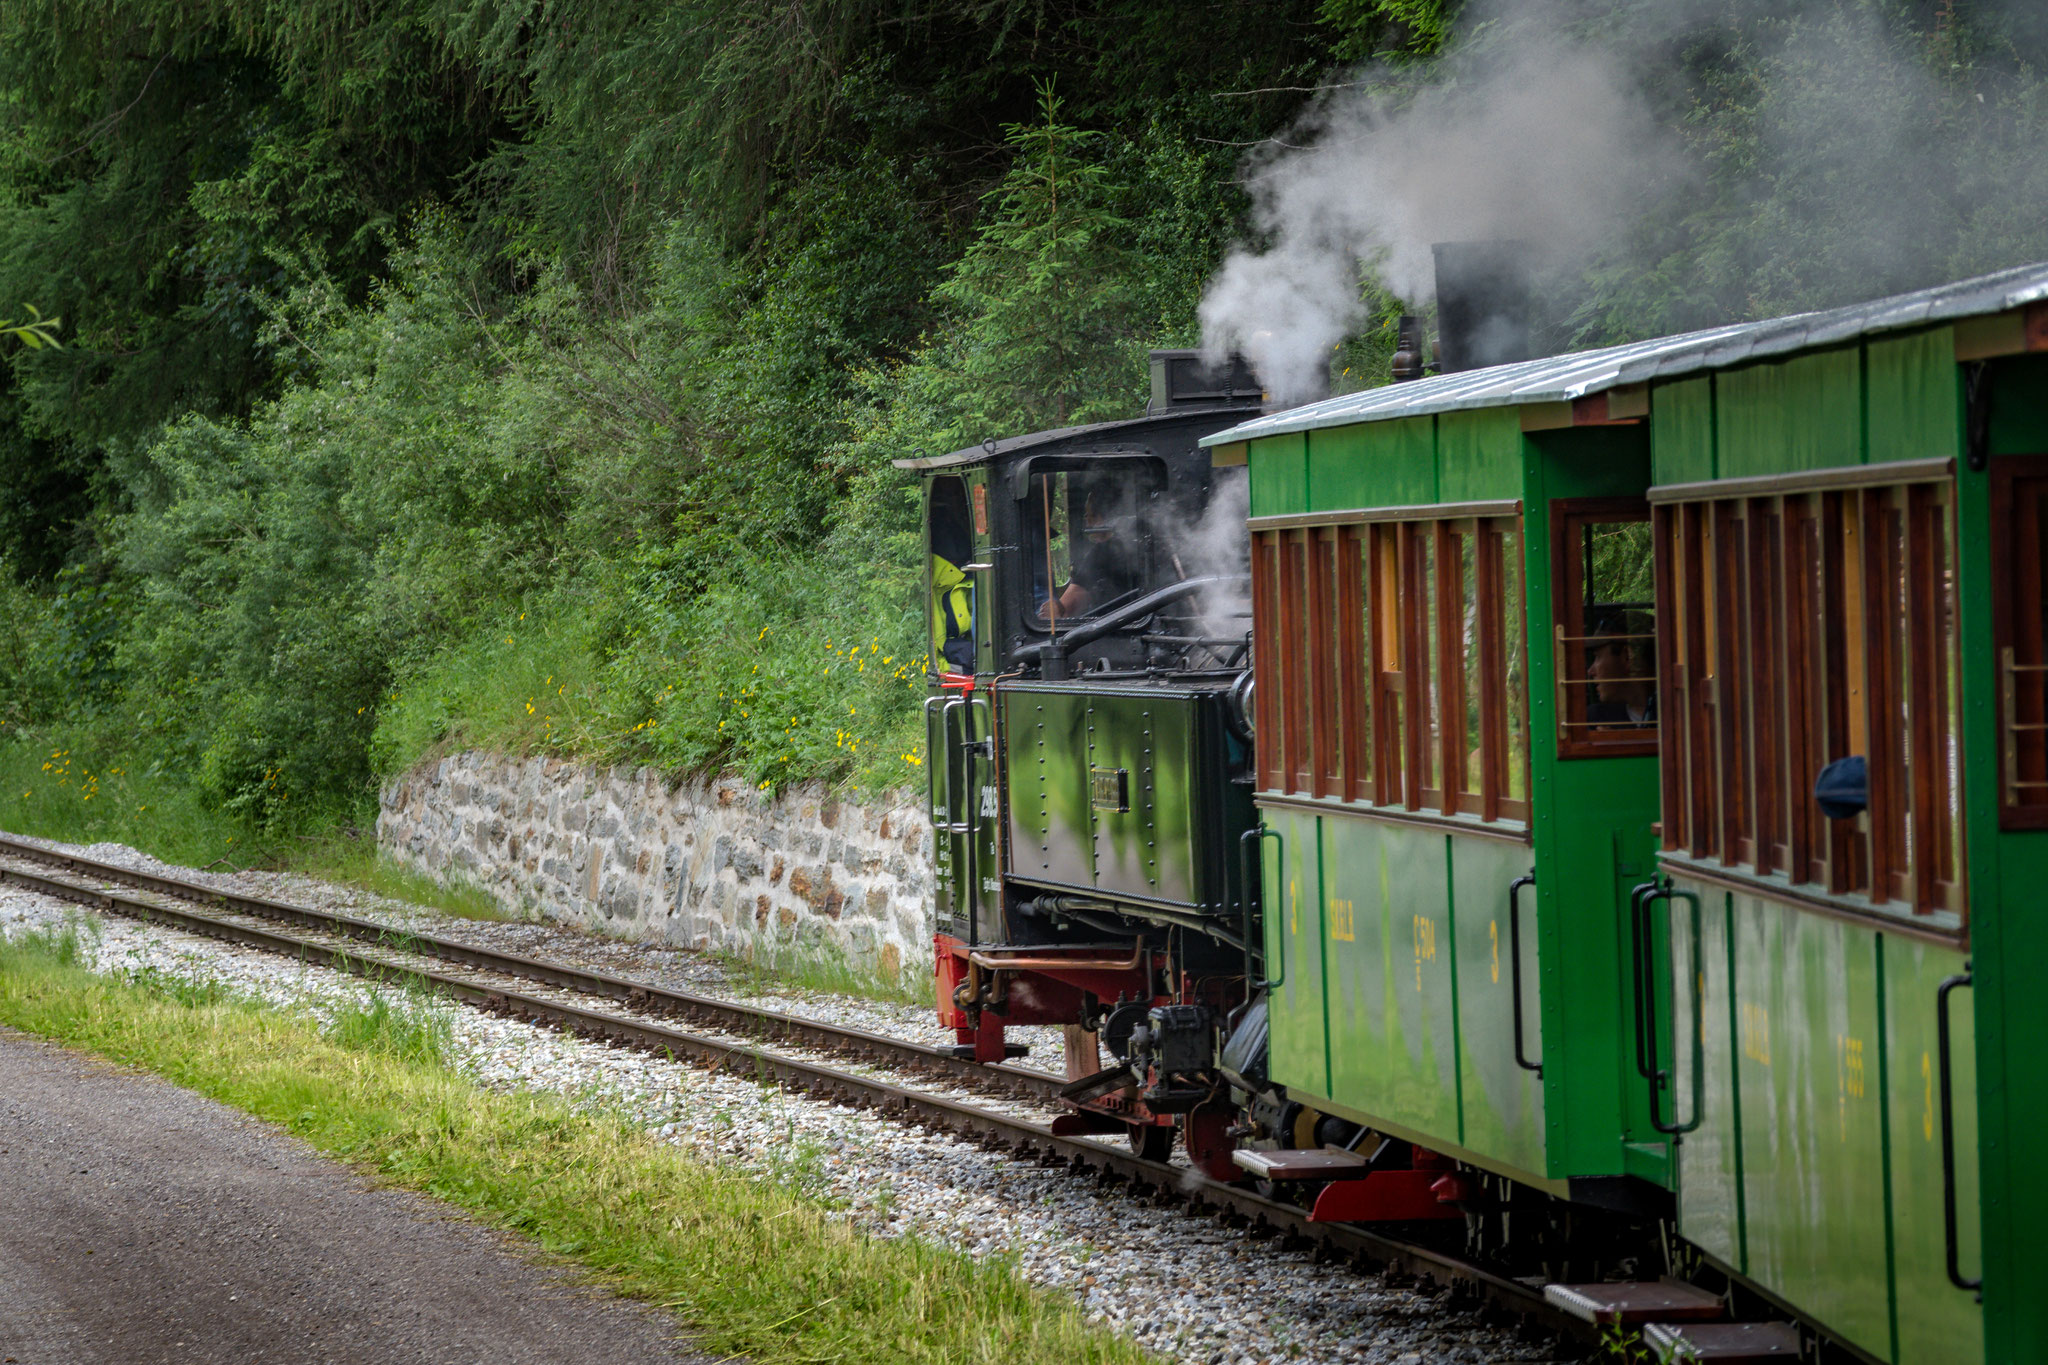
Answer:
1993, 456, 2048, 829
927, 476, 976, 674
1551, 500, 1658, 759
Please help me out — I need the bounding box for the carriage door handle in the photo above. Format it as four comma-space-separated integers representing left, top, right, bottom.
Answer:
1937, 967, 1982, 1296
1237, 824, 1285, 990
1630, 879, 1704, 1137
1508, 872, 1541, 1077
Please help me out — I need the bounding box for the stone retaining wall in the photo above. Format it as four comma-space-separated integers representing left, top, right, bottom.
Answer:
377, 752, 933, 976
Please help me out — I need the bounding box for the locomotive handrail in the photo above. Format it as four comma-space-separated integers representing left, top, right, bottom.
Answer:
1937, 966, 1982, 1296
1630, 878, 1704, 1137
937, 695, 992, 949
1508, 872, 1541, 1077
937, 697, 972, 836
961, 694, 993, 951
1238, 824, 1284, 991
923, 693, 952, 825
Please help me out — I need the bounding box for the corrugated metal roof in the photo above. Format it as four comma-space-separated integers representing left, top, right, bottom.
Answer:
893, 402, 1264, 470
1199, 259, 2048, 448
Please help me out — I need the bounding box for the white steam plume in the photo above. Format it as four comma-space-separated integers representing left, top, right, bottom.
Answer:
1200, 39, 1666, 404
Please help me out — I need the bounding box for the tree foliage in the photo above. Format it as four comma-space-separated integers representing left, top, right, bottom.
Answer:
3, 0, 2048, 825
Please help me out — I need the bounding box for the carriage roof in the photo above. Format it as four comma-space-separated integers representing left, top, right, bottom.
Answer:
1200, 259, 2048, 448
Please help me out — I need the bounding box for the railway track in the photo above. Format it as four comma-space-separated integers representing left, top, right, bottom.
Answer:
0, 831, 1585, 1349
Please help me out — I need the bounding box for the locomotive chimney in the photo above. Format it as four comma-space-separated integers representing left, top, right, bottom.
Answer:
1430, 239, 1539, 374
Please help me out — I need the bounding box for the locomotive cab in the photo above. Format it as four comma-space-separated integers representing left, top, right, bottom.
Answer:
898, 351, 1265, 1165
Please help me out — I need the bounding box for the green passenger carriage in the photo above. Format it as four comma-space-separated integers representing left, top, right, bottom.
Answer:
1198, 263, 2048, 1362
912, 262, 2048, 1362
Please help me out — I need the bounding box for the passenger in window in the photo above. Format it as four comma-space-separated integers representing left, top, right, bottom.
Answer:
1585, 633, 1656, 727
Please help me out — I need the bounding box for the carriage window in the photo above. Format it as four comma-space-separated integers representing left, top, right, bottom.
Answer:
1658, 480, 1962, 919
1552, 501, 1658, 758
1994, 458, 2048, 829
1252, 513, 1527, 824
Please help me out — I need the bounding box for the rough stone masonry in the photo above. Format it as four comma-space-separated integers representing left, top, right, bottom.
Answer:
378, 752, 933, 977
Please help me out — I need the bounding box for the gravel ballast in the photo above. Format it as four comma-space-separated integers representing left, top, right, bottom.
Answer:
0, 837, 1558, 1365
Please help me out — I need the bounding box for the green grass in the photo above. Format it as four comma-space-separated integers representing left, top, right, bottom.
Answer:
0, 930, 1153, 1365
0, 730, 515, 921
0, 729, 262, 867
716, 940, 934, 1009
290, 829, 518, 921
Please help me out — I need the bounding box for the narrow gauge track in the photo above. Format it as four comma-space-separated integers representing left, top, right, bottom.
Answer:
0, 832, 1586, 1349
0, 832, 1062, 1105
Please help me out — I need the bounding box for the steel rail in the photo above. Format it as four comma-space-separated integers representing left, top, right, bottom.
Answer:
0, 832, 1058, 1102
0, 840, 1581, 1344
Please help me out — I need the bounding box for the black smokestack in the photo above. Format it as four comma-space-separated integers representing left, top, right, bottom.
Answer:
1431, 240, 1537, 373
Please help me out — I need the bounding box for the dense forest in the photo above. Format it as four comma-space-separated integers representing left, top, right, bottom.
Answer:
2, 0, 2047, 845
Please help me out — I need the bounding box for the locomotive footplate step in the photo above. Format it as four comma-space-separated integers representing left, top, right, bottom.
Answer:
1543, 1280, 1725, 1326
1230, 1146, 1377, 1181
1641, 1322, 1801, 1361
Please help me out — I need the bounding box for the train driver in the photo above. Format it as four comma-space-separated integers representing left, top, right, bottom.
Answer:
1034, 485, 1141, 627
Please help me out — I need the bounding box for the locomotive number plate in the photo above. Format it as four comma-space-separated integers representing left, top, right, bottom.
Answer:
1091, 767, 1129, 813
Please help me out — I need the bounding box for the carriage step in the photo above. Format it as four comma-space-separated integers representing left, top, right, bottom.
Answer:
1543, 1280, 1726, 1326
1641, 1321, 1801, 1361
1231, 1146, 1377, 1181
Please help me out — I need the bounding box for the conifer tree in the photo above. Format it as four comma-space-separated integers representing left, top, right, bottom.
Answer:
934, 83, 1146, 433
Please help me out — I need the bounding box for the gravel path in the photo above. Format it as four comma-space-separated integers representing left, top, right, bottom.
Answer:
0, 838, 1564, 1365
0, 1027, 709, 1365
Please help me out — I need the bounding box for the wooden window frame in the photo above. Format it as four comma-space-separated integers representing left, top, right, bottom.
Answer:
1654, 478, 1964, 924
1551, 498, 1661, 760
1253, 512, 1528, 827
1250, 533, 1284, 792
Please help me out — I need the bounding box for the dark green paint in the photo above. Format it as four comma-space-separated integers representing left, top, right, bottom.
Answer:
1248, 432, 1308, 517
1521, 425, 1666, 1186
1716, 348, 1862, 477
1651, 376, 1715, 485
1001, 684, 1246, 912
1437, 408, 1525, 503
1968, 363, 2048, 1363
1306, 417, 1437, 510
1867, 330, 1960, 465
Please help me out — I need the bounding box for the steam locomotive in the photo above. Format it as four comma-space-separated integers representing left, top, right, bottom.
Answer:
903, 256, 2048, 1363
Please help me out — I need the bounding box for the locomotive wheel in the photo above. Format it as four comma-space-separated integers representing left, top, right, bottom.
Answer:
1127, 1121, 1174, 1162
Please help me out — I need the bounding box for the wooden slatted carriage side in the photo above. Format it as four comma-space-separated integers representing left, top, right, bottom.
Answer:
1202, 264, 2048, 1364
